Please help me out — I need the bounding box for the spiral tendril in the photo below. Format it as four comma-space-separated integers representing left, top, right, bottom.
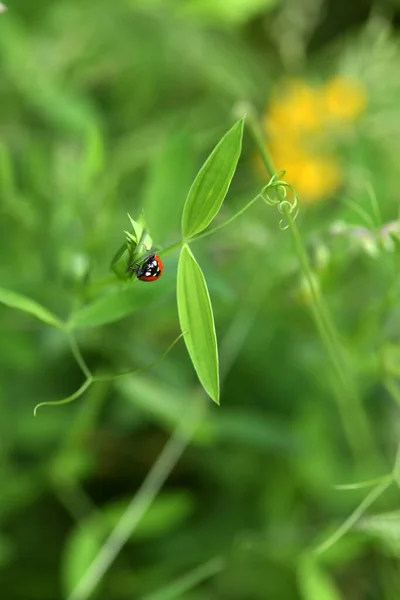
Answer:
261, 170, 300, 230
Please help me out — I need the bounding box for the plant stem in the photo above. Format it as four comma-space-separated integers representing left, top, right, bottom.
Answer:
67, 398, 204, 600
68, 332, 92, 379
160, 194, 262, 258
141, 557, 225, 600
314, 475, 393, 555
192, 193, 261, 243
247, 114, 376, 462
159, 238, 185, 258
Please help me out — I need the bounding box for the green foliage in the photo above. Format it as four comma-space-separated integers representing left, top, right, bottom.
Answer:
144, 130, 195, 245
298, 554, 343, 600
0, 286, 64, 329
183, 0, 280, 25
63, 491, 194, 596
111, 213, 154, 281
69, 285, 168, 330
3, 1, 400, 600
177, 245, 220, 404
181, 119, 244, 239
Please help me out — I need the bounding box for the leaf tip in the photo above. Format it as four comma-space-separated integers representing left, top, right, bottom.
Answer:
211, 383, 220, 406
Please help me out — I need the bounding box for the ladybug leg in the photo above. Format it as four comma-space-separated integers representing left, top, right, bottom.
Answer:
127, 263, 140, 278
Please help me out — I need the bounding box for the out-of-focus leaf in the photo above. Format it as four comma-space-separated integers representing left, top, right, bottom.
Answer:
360, 510, 400, 557
298, 554, 343, 600
62, 517, 102, 599
0, 534, 14, 569
181, 119, 244, 239
183, 0, 280, 25
0, 17, 96, 133
144, 130, 195, 244
117, 375, 187, 428
117, 375, 213, 443
69, 283, 170, 329
177, 245, 219, 403
212, 409, 299, 452
132, 491, 194, 540
0, 142, 14, 200
0, 287, 64, 329
80, 125, 104, 192
62, 492, 194, 596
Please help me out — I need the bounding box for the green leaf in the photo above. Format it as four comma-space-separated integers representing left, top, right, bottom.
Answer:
69, 284, 169, 329
127, 211, 152, 249
177, 245, 219, 403
0, 286, 64, 329
111, 212, 154, 280
181, 118, 244, 239
298, 554, 344, 600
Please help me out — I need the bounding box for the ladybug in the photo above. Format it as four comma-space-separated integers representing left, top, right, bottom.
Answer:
134, 253, 163, 282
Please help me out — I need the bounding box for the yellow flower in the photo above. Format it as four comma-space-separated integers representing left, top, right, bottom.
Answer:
260, 75, 366, 204
324, 76, 366, 122
267, 80, 324, 137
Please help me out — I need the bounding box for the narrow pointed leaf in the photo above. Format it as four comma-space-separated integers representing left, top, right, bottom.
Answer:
177, 245, 219, 403
181, 118, 244, 239
0, 286, 64, 329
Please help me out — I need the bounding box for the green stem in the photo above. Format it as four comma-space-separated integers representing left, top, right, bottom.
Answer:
284, 206, 373, 459
314, 475, 393, 555
68, 332, 92, 379
34, 377, 93, 416
67, 399, 204, 600
141, 557, 225, 600
160, 194, 262, 258
334, 475, 393, 490
192, 194, 261, 243
247, 111, 276, 176
247, 114, 375, 462
94, 332, 185, 381
159, 239, 185, 258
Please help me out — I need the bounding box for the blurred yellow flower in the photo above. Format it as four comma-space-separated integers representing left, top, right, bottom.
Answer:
324, 76, 366, 122
261, 76, 366, 205
266, 80, 324, 137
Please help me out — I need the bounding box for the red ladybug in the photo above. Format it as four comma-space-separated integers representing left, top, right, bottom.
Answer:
135, 253, 163, 282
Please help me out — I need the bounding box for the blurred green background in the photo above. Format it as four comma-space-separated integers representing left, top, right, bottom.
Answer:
2, 0, 400, 598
